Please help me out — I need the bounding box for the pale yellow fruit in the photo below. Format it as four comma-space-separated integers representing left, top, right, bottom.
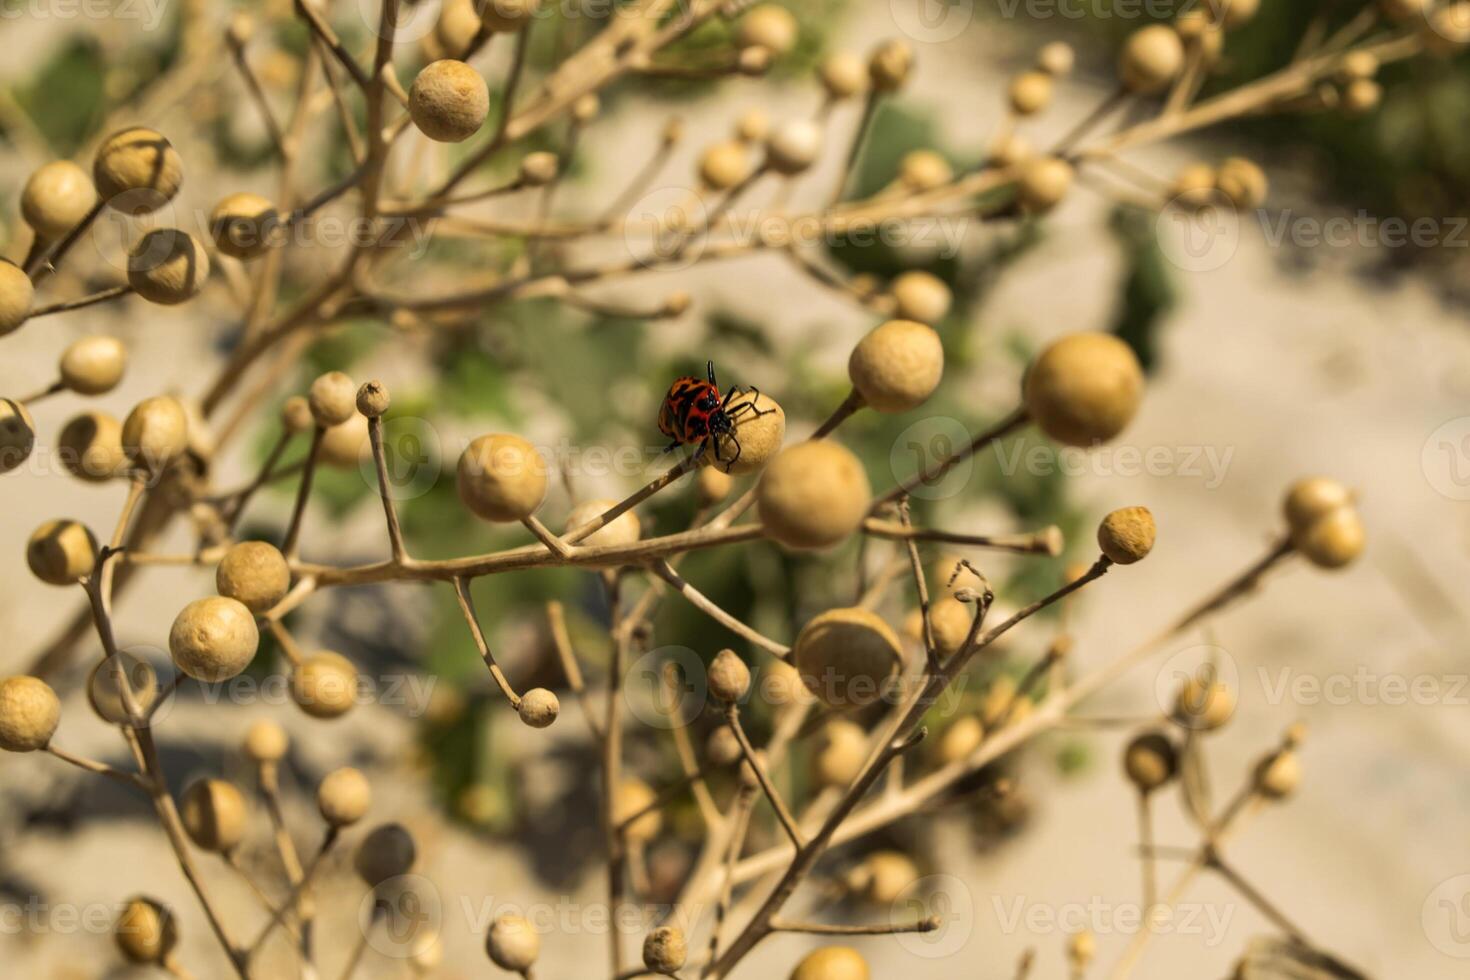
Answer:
1215, 156, 1268, 209
244, 719, 288, 763
210, 192, 279, 260
0, 399, 36, 474
458, 433, 548, 522
26, 519, 97, 585
59, 411, 126, 482
169, 597, 260, 682
790, 946, 870, 980
1068, 930, 1097, 968
699, 140, 751, 191
737, 4, 798, 54
898, 150, 952, 192
614, 778, 662, 843
706, 726, 742, 767
849, 318, 944, 412
281, 396, 314, 434
1174, 676, 1235, 731
708, 649, 751, 702
762, 658, 816, 707
1008, 70, 1054, 115
1210, 0, 1260, 28
1282, 477, 1353, 532
1341, 78, 1382, 116
0, 676, 60, 752
1336, 50, 1379, 83
1024, 332, 1144, 446
734, 108, 770, 144
935, 714, 983, 764
128, 229, 209, 305
1098, 506, 1156, 564
1124, 731, 1176, 792
436, 0, 481, 54
318, 767, 372, 826
479, 0, 541, 32
180, 778, 248, 852
697, 466, 733, 506
517, 688, 560, 728
308, 371, 357, 428
318, 413, 369, 468
794, 607, 902, 710
355, 823, 417, 886
1037, 40, 1075, 76
847, 851, 918, 906
812, 719, 867, 787
988, 133, 1032, 169
757, 441, 870, 550
94, 128, 183, 214
765, 119, 824, 175
701, 391, 785, 475
819, 51, 868, 99
59, 335, 126, 395
21, 160, 96, 240
927, 596, 975, 656
1119, 25, 1185, 94
1256, 750, 1301, 799
410, 60, 490, 143
1424, 3, 1470, 57
122, 395, 190, 471
292, 652, 358, 719
87, 654, 158, 725
890, 271, 952, 325
519, 151, 559, 187
1291, 506, 1365, 569
571, 93, 601, 124
115, 898, 177, 964
216, 541, 291, 614
0, 260, 34, 336
486, 914, 540, 970
355, 379, 389, 418
1016, 156, 1073, 213
1169, 163, 1217, 210
868, 39, 913, 92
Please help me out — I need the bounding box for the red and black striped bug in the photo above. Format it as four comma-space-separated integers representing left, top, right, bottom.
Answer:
658, 361, 773, 472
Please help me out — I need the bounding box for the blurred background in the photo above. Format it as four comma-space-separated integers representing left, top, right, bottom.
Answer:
3, 0, 1470, 976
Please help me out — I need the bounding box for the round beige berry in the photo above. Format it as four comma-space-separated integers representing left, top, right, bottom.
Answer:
318, 767, 372, 826
614, 778, 662, 843
988, 133, 1032, 169
216, 541, 291, 614
1124, 731, 1177, 792
898, 150, 952, 193
115, 897, 177, 964
210, 192, 279, 260
1291, 506, 1365, 569
1216, 156, 1268, 209
58, 411, 125, 482
122, 395, 189, 472
356, 822, 417, 886
1336, 50, 1379, 83
1119, 25, 1185, 94
766, 119, 824, 175
849, 318, 944, 413
699, 140, 751, 191
1068, 930, 1097, 969
1016, 156, 1074, 213
486, 913, 540, 970
0, 260, 35, 336
435, 0, 480, 54
734, 108, 770, 144
87, 653, 158, 725
0, 676, 60, 752
169, 597, 259, 682
697, 466, 733, 506
812, 718, 867, 786
518, 151, 559, 187
935, 714, 983, 764
26, 519, 97, 585
355, 380, 389, 420
1169, 163, 1217, 210
565, 499, 642, 554
1341, 78, 1381, 116
927, 595, 974, 656
59, 335, 126, 396
308, 371, 357, 428
22, 160, 96, 240
318, 413, 369, 468
757, 441, 870, 550
1174, 675, 1235, 732
458, 433, 548, 523
1256, 750, 1301, 800
180, 778, 247, 852
410, 60, 490, 143
702, 391, 785, 475
282, 396, 314, 434
244, 719, 288, 763
820, 51, 867, 100
790, 946, 870, 980
94, 128, 183, 214
890, 271, 951, 325
1282, 477, 1353, 532
868, 39, 913, 92
518, 687, 560, 729
479, 0, 541, 32
708, 649, 751, 702
292, 652, 358, 719
1008, 70, 1054, 115
643, 924, 687, 973
737, 4, 797, 54
1209, 0, 1260, 28
0, 398, 36, 475
1024, 332, 1144, 446
847, 851, 918, 906
128, 229, 210, 305
1038, 41, 1076, 77
1098, 506, 1156, 564
794, 607, 902, 710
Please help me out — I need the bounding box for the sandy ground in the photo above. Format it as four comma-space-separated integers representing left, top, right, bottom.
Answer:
4, 5, 1470, 979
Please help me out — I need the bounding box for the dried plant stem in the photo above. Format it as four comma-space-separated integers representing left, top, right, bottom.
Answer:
28, 285, 133, 318
366, 414, 410, 564
650, 560, 791, 659
281, 426, 325, 560
870, 406, 1030, 510
451, 578, 521, 707
769, 916, 941, 936
723, 704, 805, 848
46, 743, 145, 789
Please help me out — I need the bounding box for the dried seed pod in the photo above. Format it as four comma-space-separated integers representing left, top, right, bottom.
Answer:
1037, 41, 1076, 77
318, 767, 372, 826
517, 688, 560, 729
0, 260, 34, 336
519, 151, 559, 187
614, 778, 662, 843
819, 51, 868, 100
58, 411, 125, 482
757, 441, 870, 550
356, 823, 417, 886
216, 541, 291, 614
292, 652, 358, 719
794, 607, 902, 710
115, 897, 178, 964
1215, 156, 1268, 209
127, 229, 209, 305
1098, 506, 1156, 564
308, 371, 357, 428
458, 433, 549, 522
765, 119, 824, 175
210, 192, 279, 260
410, 60, 490, 143
59, 336, 127, 395
355, 380, 390, 419
846, 850, 918, 906
0, 676, 61, 752
87, 654, 158, 725
1024, 332, 1144, 446
868, 39, 913, 92
26, 519, 97, 585
849, 318, 944, 413
1168, 162, 1217, 209
699, 140, 752, 191
180, 778, 247, 852
1255, 749, 1301, 800
697, 466, 733, 506
0, 398, 36, 474
318, 414, 369, 468
1291, 506, 1365, 569
122, 395, 190, 472
1008, 70, 1054, 115
486, 913, 540, 970
479, 0, 541, 32
1124, 731, 1177, 792
1016, 156, 1074, 213
706, 726, 742, 767
935, 714, 983, 764
169, 597, 259, 682
702, 390, 785, 474
790, 946, 870, 980
898, 150, 952, 192
812, 719, 867, 787
21, 160, 96, 240
1173, 675, 1235, 731
1119, 25, 1185, 94
244, 719, 288, 763
643, 924, 688, 973
708, 649, 751, 702
94, 128, 183, 214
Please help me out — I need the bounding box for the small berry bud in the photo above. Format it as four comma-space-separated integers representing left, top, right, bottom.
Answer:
59, 336, 126, 395
897, 150, 951, 192
696, 466, 733, 506
1124, 731, 1177, 792
564, 498, 642, 554
292, 652, 358, 718
1291, 506, 1365, 569
26, 519, 97, 586
706, 726, 742, 767
765, 119, 824, 175
122, 395, 190, 472
1016, 156, 1074, 213
846, 851, 918, 906
87, 653, 158, 725
1215, 156, 1268, 209
458, 433, 549, 523
518, 687, 560, 728
643, 925, 688, 973
216, 540, 291, 614
356, 380, 391, 418
0, 260, 34, 336
702, 391, 784, 475
21, 161, 96, 240
790, 946, 870, 980
1256, 749, 1301, 800
849, 318, 944, 412
281, 396, 314, 434
700, 140, 752, 191
180, 778, 248, 852
1008, 70, 1054, 116
486, 913, 540, 970
94, 128, 183, 215
934, 714, 983, 764
708, 649, 751, 702
308, 371, 356, 428
115, 897, 178, 964
614, 778, 662, 843
1098, 506, 1156, 564
1174, 675, 1235, 732
59, 410, 125, 482
318, 766, 372, 826
210, 193, 279, 260
170, 597, 260, 682
868, 39, 913, 92
1037, 40, 1075, 77
0, 399, 36, 475
0, 676, 61, 752
736, 4, 797, 55
244, 719, 288, 763
1119, 25, 1185, 94
410, 60, 490, 142
127, 229, 210, 305
519, 151, 559, 186
811, 719, 866, 787
819, 52, 867, 100
479, 0, 542, 32
1023, 332, 1144, 446
757, 441, 870, 550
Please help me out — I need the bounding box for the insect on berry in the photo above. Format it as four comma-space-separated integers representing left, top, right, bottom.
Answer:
657, 361, 774, 473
